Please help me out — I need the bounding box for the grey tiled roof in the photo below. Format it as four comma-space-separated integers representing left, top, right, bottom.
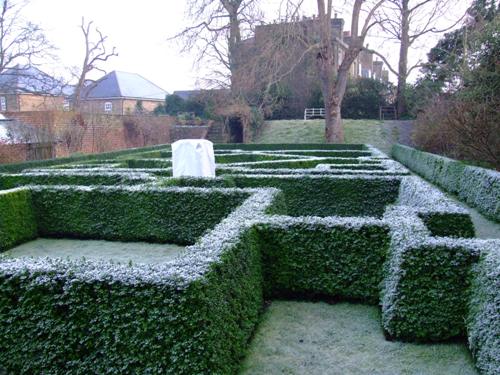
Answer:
83, 71, 168, 100
0, 65, 71, 95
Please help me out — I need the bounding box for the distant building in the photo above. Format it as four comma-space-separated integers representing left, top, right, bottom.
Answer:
0, 65, 70, 112
236, 15, 390, 118
81, 71, 168, 115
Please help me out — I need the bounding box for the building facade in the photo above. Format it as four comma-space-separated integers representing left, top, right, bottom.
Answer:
81, 71, 168, 115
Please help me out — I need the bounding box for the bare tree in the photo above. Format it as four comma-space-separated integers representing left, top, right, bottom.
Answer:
0, 0, 53, 73
73, 17, 118, 111
371, 0, 464, 118
315, 0, 385, 142
172, 0, 262, 90
0, 0, 66, 97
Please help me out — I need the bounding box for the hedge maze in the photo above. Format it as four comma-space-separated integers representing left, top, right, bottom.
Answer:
0, 143, 498, 374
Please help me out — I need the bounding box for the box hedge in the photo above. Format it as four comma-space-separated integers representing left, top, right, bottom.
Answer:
31, 185, 249, 245
392, 144, 499, 221
0, 188, 279, 374
398, 176, 475, 238
243, 159, 385, 170
231, 175, 400, 217
256, 218, 390, 303
0, 144, 171, 173
0, 172, 153, 190
125, 159, 172, 169
381, 208, 480, 341
214, 143, 367, 151
214, 153, 297, 164
467, 246, 500, 375
0, 188, 37, 252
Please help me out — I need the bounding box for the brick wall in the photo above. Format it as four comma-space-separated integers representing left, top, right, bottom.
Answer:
0, 144, 27, 163
170, 125, 210, 142
81, 99, 163, 115
1, 111, 174, 160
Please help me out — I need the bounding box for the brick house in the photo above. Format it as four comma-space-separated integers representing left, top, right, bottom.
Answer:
81, 71, 168, 115
0, 65, 70, 112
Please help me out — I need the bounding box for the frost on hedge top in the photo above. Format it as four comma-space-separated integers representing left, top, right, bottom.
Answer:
27, 185, 256, 245
0, 187, 280, 286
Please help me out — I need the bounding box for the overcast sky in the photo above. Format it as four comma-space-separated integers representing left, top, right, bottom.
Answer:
23, 0, 470, 93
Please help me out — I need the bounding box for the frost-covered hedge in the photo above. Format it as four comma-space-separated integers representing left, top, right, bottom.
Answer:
243, 158, 383, 170
214, 143, 367, 151
398, 176, 475, 238
467, 246, 500, 375
0, 188, 279, 374
381, 207, 480, 341
0, 188, 37, 252
125, 158, 172, 169
256, 217, 390, 303
231, 175, 400, 217
392, 144, 499, 221
31, 185, 249, 245
0, 144, 171, 173
215, 153, 298, 164
0, 171, 153, 190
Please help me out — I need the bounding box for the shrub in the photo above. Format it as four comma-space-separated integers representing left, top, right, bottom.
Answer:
392, 144, 499, 221
0, 171, 153, 190
0, 144, 171, 173
232, 175, 400, 217
31, 186, 249, 245
467, 246, 500, 375
381, 208, 480, 341
413, 96, 499, 169
0, 188, 279, 375
257, 219, 390, 303
214, 144, 367, 151
0, 188, 37, 252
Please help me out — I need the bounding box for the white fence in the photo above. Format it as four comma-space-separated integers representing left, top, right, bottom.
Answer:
304, 108, 325, 120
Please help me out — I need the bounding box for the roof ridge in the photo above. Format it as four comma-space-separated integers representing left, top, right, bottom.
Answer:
111, 71, 123, 97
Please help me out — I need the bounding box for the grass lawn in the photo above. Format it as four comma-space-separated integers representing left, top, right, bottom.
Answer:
241, 301, 477, 375
2, 238, 185, 265
254, 119, 405, 154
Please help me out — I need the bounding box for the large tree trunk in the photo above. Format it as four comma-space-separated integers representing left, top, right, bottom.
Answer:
396, 0, 410, 119
325, 97, 343, 142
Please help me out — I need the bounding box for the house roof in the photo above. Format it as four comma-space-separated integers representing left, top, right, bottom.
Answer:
0, 65, 71, 96
83, 71, 168, 101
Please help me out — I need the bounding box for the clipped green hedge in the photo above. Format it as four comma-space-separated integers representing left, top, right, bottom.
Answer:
160, 176, 236, 188
257, 222, 390, 303
214, 153, 293, 164
246, 159, 384, 170
31, 186, 248, 245
0, 144, 171, 173
233, 176, 400, 217
0, 227, 264, 375
419, 213, 475, 238
282, 151, 372, 158
125, 159, 172, 169
467, 247, 500, 375
214, 143, 366, 151
0, 173, 151, 190
392, 144, 499, 221
382, 241, 479, 341
0, 189, 37, 252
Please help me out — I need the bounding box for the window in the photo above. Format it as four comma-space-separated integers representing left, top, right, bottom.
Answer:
62, 99, 70, 111
104, 101, 112, 112
0, 97, 6, 111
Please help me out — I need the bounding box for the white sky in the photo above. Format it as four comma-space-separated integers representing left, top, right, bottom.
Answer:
22, 0, 470, 93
